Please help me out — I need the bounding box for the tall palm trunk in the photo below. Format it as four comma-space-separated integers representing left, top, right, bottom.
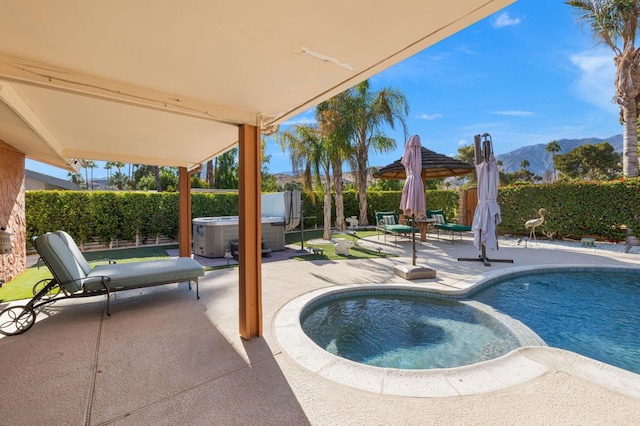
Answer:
356, 146, 368, 226
332, 160, 345, 231
622, 98, 639, 177
322, 172, 332, 241
615, 49, 640, 178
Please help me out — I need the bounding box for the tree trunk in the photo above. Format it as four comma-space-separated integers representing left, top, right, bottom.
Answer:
153, 166, 163, 192
206, 160, 214, 186
622, 100, 639, 177
356, 154, 368, 226
213, 157, 219, 188
332, 161, 345, 231
323, 173, 332, 241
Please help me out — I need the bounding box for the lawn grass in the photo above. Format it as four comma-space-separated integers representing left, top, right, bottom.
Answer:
0, 245, 177, 303
286, 229, 396, 261
1, 230, 393, 303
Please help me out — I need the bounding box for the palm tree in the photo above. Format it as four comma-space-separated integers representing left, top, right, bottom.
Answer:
457, 144, 478, 185
67, 172, 84, 188
104, 162, 114, 189
279, 124, 334, 241
567, 0, 639, 177
110, 171, 128, 190
84, 160, 97, 190
546, 140, 562, 182
341, 80, 409, 225
114, 162, 126, 176
316, 95, 353, 231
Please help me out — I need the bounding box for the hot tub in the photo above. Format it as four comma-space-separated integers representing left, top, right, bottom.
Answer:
192, 216, 285, 258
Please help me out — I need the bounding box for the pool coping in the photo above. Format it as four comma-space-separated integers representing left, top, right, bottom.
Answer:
273, 264, 640, 398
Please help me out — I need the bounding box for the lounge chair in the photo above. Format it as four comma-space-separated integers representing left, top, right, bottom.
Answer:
426, 209, 471, 244
374, 211, 414, 243
0, 231, 205, 336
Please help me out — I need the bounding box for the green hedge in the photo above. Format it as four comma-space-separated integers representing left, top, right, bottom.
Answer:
27, 181, 638, 245
26, 191, 247, 245
497, 178, 640, 241
25, 189, 460, 244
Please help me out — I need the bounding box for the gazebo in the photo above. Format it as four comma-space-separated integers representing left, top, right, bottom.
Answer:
0, 0, 515, 339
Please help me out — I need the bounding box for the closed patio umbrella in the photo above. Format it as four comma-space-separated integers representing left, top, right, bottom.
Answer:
472, 135, 500, 250
458, 133, 513, 266
400, 135, 426, 266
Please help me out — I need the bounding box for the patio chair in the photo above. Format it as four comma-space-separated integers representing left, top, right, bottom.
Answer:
426, 209, 471, 244
374, 211, 414, 243
0, 231, 205, 336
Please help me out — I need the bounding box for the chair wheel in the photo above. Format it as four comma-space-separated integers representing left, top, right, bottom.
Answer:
0, 305, 37, 336
32, 278, 60, 300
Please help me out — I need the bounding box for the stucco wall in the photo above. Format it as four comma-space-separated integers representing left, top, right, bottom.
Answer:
0, 141, 26, 282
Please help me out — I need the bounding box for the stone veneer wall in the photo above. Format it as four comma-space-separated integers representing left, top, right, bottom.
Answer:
0, 141, 26, 282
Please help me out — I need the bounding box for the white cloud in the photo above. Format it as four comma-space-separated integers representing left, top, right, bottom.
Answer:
458, 139, 468, 147
417, 113, 443, 120
570, 50, 617, 115
492, 110, 534, 117
492, 12, 521, 28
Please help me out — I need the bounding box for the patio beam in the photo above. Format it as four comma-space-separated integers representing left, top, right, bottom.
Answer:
178, 167, 192, 258
238, 124, 262, 339
0, 53, 260, 126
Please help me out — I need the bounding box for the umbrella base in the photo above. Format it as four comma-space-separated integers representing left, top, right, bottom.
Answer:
394, 264, 436, 280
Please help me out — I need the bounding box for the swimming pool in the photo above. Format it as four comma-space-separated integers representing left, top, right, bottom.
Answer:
472, 268, 640, 374
301, 291, 523, 369
275, 266, 640, 396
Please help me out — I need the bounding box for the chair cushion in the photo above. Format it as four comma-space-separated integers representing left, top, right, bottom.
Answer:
426, 209, 445, 220
35, 233, 86, 293
55, 231, 92, 275
384, 224, 413, 233
84, 257, 205, 292
432, 214, 446, 224
436, 223, 472, 232
375, 211, 398, 225
382, 215, 396, 225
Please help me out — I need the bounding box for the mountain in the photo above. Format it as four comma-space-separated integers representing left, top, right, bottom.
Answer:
495, 134, 623, 177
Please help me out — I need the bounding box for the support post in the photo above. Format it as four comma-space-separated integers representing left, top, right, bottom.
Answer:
238, 124, 262, 339
178, 167, 192, 258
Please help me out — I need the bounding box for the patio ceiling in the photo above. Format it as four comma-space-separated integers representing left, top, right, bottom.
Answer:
0, 0, 514, 171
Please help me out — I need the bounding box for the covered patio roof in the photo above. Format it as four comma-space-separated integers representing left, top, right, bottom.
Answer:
0, 0, 514, 170
0, 0, 515, 339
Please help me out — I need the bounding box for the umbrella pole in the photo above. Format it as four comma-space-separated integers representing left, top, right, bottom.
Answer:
412, 213, 416, 266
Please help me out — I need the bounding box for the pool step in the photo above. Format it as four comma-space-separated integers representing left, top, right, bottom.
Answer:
230, 239, 272, 259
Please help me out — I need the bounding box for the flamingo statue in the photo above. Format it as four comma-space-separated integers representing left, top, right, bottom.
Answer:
525, 208, 548, 240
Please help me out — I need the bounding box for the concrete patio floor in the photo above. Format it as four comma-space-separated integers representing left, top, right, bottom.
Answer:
1, 234, 640, 425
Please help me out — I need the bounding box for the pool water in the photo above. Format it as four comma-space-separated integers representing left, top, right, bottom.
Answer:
301, 293, 521, 370
473, 270, 640, 374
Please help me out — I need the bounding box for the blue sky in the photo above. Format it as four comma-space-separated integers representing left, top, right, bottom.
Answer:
28, 0, 622, 180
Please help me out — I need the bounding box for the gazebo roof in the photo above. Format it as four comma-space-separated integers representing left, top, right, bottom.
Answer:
374, 147, 475, 180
